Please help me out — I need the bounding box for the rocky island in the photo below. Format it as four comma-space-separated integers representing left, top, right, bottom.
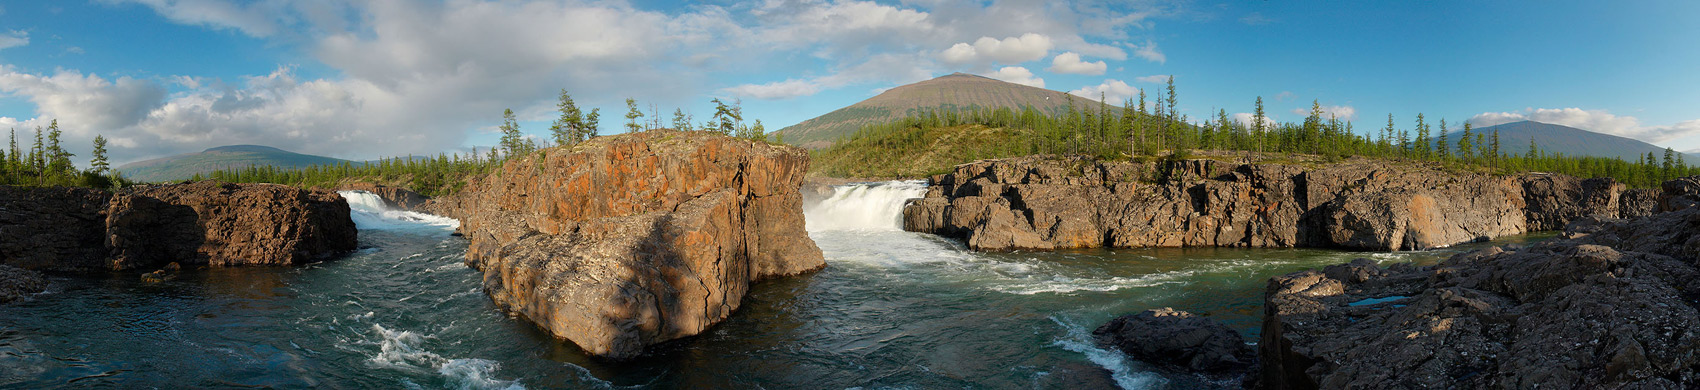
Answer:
427, 131, 826, 360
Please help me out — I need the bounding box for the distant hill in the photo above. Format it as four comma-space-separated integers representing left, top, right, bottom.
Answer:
1445, 121, 1696, 162
776, 73, 1109, 149
118, 145, 352, 182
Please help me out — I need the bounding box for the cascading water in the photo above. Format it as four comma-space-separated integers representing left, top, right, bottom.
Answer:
0, 181, 1554, 389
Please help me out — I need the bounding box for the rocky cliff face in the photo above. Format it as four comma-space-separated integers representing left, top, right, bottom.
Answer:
0, 181, 357, 272
428, 131, 825, 360
1259, 207, 1700, 388
904, 156, 1634, 251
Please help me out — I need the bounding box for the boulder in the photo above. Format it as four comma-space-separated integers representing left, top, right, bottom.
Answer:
430, 131, 825, 360
0, 181, 357, 272
1093, 308, 1253, 373
0, 264, 47, 303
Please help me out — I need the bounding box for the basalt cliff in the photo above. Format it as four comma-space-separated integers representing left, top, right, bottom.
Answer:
904, 155, 1658, 251
0, 181, 358, 274
426, 131, 826, 360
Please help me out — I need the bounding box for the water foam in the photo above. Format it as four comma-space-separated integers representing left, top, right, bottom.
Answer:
803, 180, 927, 232
338, 191, 461, 231
1049, 316, 1167, 390
368, 324, 524, 389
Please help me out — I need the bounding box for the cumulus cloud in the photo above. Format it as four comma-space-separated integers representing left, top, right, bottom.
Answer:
1068, 79, 1137, 102
1469, 107, 1700, 142
1047, 52, 1105, 75
1231, 112, 1278, 129
984, 66, 1044, 88
0, 30, 27, 50
939, 33, 1053, 65
1292, 105, 1357, 121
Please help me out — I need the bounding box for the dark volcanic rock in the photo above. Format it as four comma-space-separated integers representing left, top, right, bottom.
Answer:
1660, 176, 1700, 212
1260, 218, 1700, 389
1094, 308, 1253, 373
0, 264, 47, 303
428, 131, 825, 360
1620, 188, 1660, 219
0, 181, 357, 272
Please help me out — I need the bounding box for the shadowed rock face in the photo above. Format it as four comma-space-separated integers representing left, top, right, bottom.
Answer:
1094, 308, 1253, 374
428, 131, 825, 360
0, 182, 357, 272
1259, 208, 1700, 389
904, 156, 1639, 251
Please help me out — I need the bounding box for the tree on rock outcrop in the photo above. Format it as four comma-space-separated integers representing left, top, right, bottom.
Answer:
625, 98, 644, 133
549, 89, 585, 146
671, 108, 690, 132
498, 109, 530, 158
90, 135, 109, 174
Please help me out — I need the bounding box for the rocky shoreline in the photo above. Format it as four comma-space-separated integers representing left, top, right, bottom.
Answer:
425, 131, 826, 360
904, 155, 1658, 251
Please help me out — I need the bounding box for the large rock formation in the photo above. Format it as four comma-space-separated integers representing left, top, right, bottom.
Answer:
428, 131, 825, 360
1259, 208, 1700, 389
904, 155, 1639, 251
0, 181, 357, 272
0, 264, 47, 303
1093, 308, 1253, 373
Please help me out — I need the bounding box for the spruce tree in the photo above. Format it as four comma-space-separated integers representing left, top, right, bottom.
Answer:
1489, 127, 1500, 164
672, 109, 690, 131
624, 98, 644, 133
498, 108, 524, 158
1414, 114, 1429, 159
548, 89, 583, 146
90, 135, 109, 174
1436, 119, 1450, 159
585, 109, 601, 138
1253, 96, 1266, 153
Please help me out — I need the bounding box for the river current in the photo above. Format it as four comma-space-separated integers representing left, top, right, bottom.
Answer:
0, 183, 1549, 389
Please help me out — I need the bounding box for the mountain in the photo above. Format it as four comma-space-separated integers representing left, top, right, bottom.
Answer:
776, 73, 1109, 149
118, 145, 352, 182
1443, 121, 1695, 162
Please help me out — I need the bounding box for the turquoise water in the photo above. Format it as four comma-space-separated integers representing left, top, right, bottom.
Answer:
0, 184, 1550, 389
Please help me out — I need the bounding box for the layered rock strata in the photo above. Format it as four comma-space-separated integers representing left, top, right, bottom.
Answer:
428, 131, 825, 360
904, 156, 1643, 251
1260, 208, 1700, 388
0, 181, 357, 272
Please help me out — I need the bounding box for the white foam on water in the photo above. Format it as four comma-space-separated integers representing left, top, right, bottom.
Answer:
366, 324, 525, 390
1048, 316, 1168, 390
804, 181, 928, 232
338, 191, 461, 231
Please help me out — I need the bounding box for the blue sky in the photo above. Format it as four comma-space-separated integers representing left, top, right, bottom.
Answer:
1, 0, 1697, 166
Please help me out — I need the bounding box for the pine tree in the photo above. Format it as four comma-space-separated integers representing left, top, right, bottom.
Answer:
1664, 147, 1677, 181
90, 135, 109, 174
1135, 89, 1147, 152
498, 108, 525, 157
624, 98, 644, 133
31, 126, 44, 173
585, 109, 601, 139
1414, 114, 1429, 159
46, 120, 72, 176
672, 109, 690, 131
1384, 114, 1396, 154
1164, 76, 1178, 150
750, 119, 766, 141
1436, 119, 1450, 159
4, 128, 14, 172
548, 89, 583, 146
1253, 96, 1266, 153
1528, 138, 1539, 159
710, 98, 737, 135
1489, 127, 1500, 164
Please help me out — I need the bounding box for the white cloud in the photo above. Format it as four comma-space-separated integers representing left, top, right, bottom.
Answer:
1130, 39, 1166, 64
1068, 79, 1136, 103
722, 79, 821, 100
0, 30, 28, 50
1231, 112, 1277, 129
1047, 52, 1105, 75
1292, 105, 1357, 121
939, 33, 1053, 65
1469, 107, 1700, 142
104, 0, 284, 37
984, 66, 1044, 88
1134, 74, 1169, 83
1240, 12, 1275, 26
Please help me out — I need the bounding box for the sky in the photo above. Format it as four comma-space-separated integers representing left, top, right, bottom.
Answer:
1, 0, 1698, 167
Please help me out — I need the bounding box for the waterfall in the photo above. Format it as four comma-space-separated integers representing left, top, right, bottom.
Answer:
338, 190, 461, 231
802, 180, 928, 232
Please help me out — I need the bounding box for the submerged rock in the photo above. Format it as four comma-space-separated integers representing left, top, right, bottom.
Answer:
905, 155, 1662, 252
0, 264, 47, 303
430, 131, 825, 360
0, 181, 358, 272
1260, 211, 1700, 388
1093, 308, 1253, 373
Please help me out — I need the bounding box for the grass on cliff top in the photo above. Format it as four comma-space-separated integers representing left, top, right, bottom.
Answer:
810, 123, 1030, 178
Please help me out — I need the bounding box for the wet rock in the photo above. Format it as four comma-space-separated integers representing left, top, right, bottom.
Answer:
1260, 232, 1700, 388
429, 131, 825, 360
0, 264, 47, 303
0, 181, 358, 272
1093, 308, 1253, 373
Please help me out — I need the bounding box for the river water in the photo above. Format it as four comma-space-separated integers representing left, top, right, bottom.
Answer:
0, 183, 1549, 389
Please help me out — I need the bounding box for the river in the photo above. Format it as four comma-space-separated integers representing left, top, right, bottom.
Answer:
0, 183, 1549, 389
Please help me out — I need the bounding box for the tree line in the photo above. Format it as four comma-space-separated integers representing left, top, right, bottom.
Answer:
204, 91, 781, 195
817, 76, 1697, 187
1, 120, 126, 189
